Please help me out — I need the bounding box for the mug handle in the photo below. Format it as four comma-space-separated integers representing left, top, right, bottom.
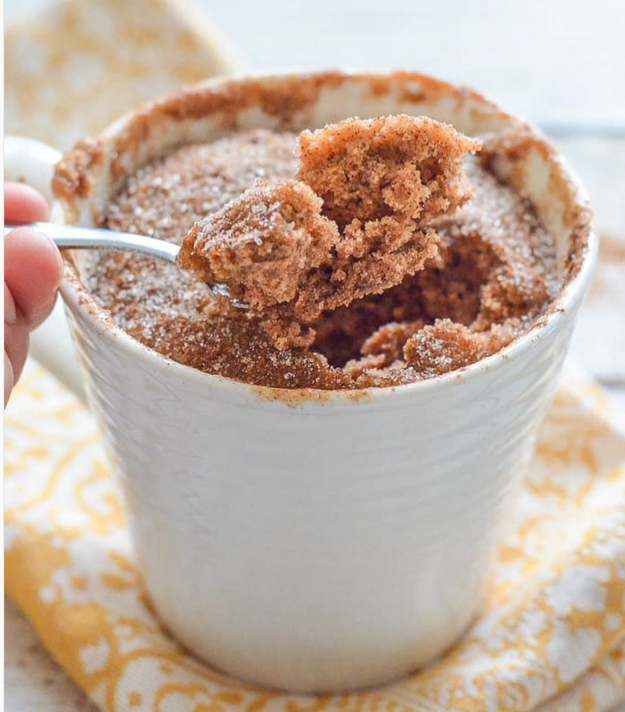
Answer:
4, 136, 86, 401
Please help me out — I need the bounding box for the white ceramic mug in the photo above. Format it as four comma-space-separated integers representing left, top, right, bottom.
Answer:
4, 71, 596, 693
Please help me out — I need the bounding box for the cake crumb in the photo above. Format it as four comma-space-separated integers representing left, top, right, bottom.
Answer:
404, 319, 518, 377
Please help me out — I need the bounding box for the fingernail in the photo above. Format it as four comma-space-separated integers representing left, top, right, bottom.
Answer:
4, 284, 17, 325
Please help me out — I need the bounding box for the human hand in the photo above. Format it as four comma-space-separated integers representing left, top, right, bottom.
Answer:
4, 183, 63, 407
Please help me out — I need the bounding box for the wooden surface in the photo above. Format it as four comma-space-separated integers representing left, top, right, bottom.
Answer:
4, 0, 625, 709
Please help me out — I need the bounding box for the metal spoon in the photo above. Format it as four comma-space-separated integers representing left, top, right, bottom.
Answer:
4, 221, 246, 307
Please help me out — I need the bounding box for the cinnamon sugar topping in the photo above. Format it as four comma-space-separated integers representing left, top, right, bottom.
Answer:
81, 119, 559, 390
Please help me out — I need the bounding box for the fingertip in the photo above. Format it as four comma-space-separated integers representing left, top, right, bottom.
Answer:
4, 228, 63, 327
5, 226, 63, 282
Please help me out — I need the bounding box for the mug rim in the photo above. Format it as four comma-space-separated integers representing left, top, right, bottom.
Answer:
57, 68, 598, 406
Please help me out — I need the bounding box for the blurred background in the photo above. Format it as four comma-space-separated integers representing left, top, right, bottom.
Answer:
205, 0, 625, 131
4, 1, 625, 708
6, 0, 625, 128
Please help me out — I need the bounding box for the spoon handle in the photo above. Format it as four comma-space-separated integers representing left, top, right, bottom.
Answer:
4, 221, 180, 264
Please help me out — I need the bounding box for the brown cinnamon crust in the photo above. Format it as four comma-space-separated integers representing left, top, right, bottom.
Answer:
52, 137, 104, 207
177, 116, 479, 344
85, 125, 560, 390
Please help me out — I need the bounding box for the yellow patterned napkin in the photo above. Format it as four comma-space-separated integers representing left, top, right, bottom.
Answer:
5, 361, 625, 712
5, 0, 243, 149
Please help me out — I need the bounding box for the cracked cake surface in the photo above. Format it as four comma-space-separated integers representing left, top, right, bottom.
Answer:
76, 119, 559, 390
